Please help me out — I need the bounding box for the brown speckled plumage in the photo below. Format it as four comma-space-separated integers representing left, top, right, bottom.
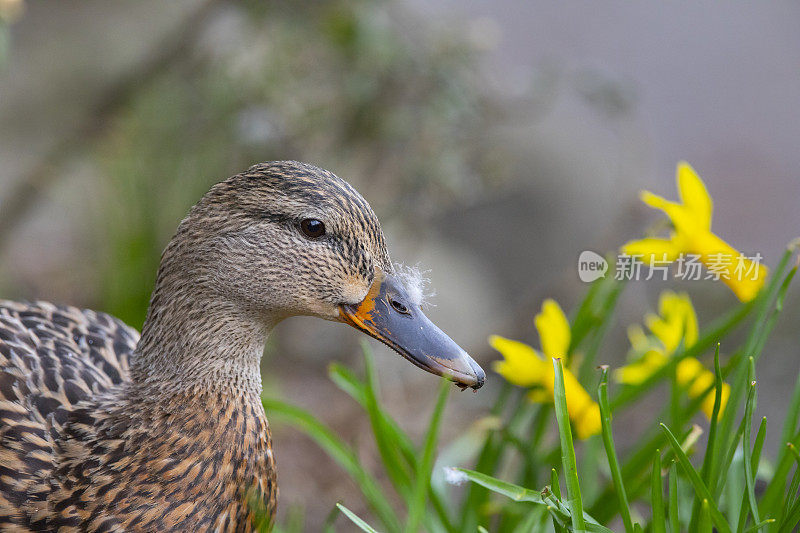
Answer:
0, 162, 395, 531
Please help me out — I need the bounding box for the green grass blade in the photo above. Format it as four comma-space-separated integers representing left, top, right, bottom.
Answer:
780, 373, 800, 455
781, 499, 800, 533
405, 379, 449, 533
328, 362, 367, 405
701, 343, 724, 487
577, 279, 624, 383
714, 415, 746, 502
329, 362, 418, 466
699, 499, 713, 533
688, 344, 726, 531
660, 423, 732, 533
520, 405, 553, 488
718, 249, 796, 490
553, 358, 586, 531
761, 366, 800, 520
455, 467, 544, 503
597, 367, 633, 532
550, 469, 568, 533
568, 272, 607, 350
741, 362, 761, 529
336, 503, 380, 533
514, 506, 547, 533
651, 450, 666, 533
458, 383, 515, 531
744, 520, 775, 533
737, 416, 766, 533
570, 268, 625, 361
551, 468, 562, 498
262, 398, 401, 532
329, 360, 455, 533
778, 444, 800, 529
322, 503, 342, 533
362, 344, 414, 497
668, 462, 680, 533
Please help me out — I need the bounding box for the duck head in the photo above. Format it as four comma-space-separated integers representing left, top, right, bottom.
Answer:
152, 161, 484, 390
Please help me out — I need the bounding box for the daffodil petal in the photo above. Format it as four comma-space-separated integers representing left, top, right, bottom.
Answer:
534, 299, 571, 360
615, 350, 668, 385
621, 237, 683, 263
640, 190, 680, 216
574, 403, 602, 440
627, 324, 650, 353
693, 232, 768, 302
527, 389, 552, 403
646, 313, 681, 354
650, 291, 698, 352
676, 162, 713, 230
489, 335, 547, 387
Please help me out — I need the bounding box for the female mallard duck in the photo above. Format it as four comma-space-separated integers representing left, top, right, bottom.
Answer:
0, 161, 484, 531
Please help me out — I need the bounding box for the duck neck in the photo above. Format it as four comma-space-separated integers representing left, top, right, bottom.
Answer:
130, 275, 274, 398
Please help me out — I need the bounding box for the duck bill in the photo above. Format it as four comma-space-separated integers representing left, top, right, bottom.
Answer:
339, 271, 485, 390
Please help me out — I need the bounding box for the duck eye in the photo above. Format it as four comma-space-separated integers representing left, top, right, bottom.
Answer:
299, 219, 326, 239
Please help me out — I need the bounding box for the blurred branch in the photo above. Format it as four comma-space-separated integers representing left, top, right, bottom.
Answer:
0, 0, 223, 251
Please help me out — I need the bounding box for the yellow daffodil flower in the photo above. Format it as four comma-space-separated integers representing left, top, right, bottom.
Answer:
491, 299, 601, 440
622, 162, 767, 302
615, 291, 729, 418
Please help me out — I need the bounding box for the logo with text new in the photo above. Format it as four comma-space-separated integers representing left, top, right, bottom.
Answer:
578, 251, 608, 282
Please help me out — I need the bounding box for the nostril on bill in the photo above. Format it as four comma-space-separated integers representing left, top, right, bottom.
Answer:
388, 296, 410, 315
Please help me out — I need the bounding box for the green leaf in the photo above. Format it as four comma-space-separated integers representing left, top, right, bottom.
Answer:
651, 450, 666, 533
577, 277, 625, 384
701, 343, 724, 488
736, 416, 766, 533
550, 469, 568, 533
781, 493, 800, 532
405, 379, 449, 533
362, 344, 414, 497
332, 353, 455, 533
262, 398, 401, 532
715, 415, 746, 502
551, 468, 562, 498
322, 503, 342, 533
336, 503, 380, 533
455, 468, 613, 532
743, 519, 775, 533
597, 367, 634, 532
718, 247, 796, 497
514, 506, 547, 533
328, 361, 418, 467
668, 462, 680, 533
761, 366, 800, 519
699, 499, 713, 533
779, 444, 800, 529
553, 358, 586, 532
328, 362, 366, 405
660, 423, 731, 533
740, 363, 761, 529
455, 468, 543, 503
458, 383, 515, 531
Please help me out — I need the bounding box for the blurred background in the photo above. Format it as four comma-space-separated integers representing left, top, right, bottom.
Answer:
1, 0, 798, 528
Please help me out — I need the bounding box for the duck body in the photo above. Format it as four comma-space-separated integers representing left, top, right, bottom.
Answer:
0, 161, 483, 531
0, 301, 274, 531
